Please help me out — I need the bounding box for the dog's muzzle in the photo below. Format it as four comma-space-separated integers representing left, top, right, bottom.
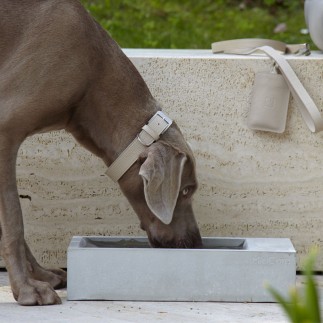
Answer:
105, 111, 172, 182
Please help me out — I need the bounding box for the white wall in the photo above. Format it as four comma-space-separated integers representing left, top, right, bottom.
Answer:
3, 50, 323, 269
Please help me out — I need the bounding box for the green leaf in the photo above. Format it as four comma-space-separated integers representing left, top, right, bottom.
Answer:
267, 285, 295, 320
267, 248, 322, 323
304, 249, 321, 323
289, 287, 308, 323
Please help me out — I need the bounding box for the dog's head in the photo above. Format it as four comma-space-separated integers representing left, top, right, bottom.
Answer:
119, 124, 202, 248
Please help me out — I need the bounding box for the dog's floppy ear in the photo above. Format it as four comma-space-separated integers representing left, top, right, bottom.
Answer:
139, 142, 187, 225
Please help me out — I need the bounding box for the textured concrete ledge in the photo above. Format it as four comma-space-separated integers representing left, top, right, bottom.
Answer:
3, 49, 323, 269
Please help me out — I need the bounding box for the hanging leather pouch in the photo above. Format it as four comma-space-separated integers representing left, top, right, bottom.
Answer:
212, 39, 323, 133
247, 71, 290, 133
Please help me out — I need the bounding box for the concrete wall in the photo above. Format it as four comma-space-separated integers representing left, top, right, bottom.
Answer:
2, 49, 323, 269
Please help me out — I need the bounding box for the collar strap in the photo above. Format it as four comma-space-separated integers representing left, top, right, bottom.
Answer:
105, 111, 173, 182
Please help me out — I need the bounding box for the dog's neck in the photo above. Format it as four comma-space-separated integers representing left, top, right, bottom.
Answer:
105, 111, 173, 182
66, 40, 159, 168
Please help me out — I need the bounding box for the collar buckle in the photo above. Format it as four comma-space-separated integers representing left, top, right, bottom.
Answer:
105, 111, 173, 182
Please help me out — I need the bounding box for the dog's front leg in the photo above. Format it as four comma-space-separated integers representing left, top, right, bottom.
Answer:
24, 241, 67, 289
0, 138, 61, 305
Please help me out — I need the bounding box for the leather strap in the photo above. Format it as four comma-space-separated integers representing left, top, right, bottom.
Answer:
212, 39, 323, 132
211, 38, 310, 55
105, 111, 173, 182
250, 46, 323, 132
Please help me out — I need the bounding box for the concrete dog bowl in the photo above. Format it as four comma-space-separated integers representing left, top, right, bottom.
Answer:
67, 236, 296, 302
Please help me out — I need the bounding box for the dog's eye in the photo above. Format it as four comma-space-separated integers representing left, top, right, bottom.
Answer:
182, 187, 190, 196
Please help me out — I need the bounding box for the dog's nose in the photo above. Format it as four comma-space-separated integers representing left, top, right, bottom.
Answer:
192, 235, 203, 248
149, 231, 202, 249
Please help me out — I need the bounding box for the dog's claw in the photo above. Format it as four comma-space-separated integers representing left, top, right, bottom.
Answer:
16, 280, 61, 306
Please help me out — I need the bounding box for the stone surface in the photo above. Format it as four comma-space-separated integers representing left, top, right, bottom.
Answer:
0, 271, 291, 323
2, 271, 323, 323
1, 49, 323, 269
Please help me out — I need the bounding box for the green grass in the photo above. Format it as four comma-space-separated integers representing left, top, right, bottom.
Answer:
80, 0, 314, 49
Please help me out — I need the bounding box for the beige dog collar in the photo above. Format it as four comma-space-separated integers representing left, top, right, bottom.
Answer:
105, 111, 173, 182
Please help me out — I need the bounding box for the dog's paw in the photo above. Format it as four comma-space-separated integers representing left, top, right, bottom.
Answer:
29, 267, 67, 290
16, 279, 62, 306
47, 268, 67, 289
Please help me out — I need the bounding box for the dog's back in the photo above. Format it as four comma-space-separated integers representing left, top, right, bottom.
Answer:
0, 0, 105, 136
0, 0, 150, 138
0, 1, 90, 61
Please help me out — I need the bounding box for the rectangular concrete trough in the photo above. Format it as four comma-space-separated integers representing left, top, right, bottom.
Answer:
67, 236, 296, 302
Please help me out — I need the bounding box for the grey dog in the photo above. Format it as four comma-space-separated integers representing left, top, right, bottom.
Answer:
0, 0, 202, 305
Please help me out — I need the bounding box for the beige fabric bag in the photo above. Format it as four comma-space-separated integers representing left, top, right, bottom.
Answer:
212, 39, 323, 133
248, 71, 290, 133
